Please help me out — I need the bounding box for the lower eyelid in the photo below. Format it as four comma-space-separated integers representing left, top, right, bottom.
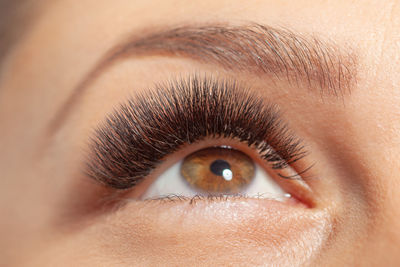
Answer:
100, 195, 330, 263
119, 193, 316, 222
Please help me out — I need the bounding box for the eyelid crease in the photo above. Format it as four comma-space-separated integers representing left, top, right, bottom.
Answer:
86, 74, 308, 190
47, 23, 358, 138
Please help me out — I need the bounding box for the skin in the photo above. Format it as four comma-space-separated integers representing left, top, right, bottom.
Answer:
1, 0, 400, 266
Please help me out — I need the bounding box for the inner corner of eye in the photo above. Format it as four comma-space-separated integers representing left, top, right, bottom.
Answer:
140, 146, 297, 203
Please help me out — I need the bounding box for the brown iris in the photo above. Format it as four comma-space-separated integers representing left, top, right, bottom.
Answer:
180, 147, 255, 193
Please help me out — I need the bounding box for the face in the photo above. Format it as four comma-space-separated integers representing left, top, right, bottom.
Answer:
1, 0, 400, 266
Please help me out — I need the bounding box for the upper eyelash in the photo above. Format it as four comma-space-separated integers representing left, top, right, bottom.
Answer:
86, 74, 307, 189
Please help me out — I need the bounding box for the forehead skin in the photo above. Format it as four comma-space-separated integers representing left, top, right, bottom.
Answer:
1, 0, 400, 266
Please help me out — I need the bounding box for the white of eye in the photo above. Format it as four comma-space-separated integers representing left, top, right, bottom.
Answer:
141, 160, 291, 201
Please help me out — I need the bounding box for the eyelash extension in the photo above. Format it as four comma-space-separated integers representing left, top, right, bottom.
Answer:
86, 75, 307, 189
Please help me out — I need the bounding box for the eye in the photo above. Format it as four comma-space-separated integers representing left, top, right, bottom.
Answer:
86, 75, 314, 205
141, 146, 291, 200
182, 147, 254, 193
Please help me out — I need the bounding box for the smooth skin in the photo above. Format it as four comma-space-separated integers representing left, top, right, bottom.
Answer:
1, 0, 400, 266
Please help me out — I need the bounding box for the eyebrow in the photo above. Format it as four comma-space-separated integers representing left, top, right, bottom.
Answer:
48, 23, 357, 134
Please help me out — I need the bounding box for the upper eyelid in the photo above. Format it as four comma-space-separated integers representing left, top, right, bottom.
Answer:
46, 22, 357, 137
86, 74, 307, 190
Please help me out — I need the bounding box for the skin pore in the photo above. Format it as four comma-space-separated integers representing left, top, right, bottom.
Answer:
1, 0, 400, 266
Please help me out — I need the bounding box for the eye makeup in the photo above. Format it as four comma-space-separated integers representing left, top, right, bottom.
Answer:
86, 75, 308, 191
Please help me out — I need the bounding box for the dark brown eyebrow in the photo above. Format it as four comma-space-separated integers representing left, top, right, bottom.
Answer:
48, 23, 357, 135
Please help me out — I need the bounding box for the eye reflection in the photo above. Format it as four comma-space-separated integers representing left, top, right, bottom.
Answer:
211, 160, 233, 181
181, 147, 255, 194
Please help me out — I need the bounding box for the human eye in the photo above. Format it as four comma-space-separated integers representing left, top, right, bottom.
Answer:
142, 146, 291, 200
86, 75, 313, 206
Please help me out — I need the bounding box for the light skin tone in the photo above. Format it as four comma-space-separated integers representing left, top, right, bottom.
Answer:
1, 0, 400, 266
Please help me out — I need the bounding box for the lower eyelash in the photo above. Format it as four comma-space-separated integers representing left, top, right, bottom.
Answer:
86, 74, 308, 189
124, 193, 288, 206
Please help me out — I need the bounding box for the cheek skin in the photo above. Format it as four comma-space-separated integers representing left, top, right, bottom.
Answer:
27, 200, 331, 266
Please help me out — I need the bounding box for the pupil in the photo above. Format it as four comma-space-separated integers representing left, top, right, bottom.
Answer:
210, 159, 231, 176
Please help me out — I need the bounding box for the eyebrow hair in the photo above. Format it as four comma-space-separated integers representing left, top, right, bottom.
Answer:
48, 23, 357, 134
